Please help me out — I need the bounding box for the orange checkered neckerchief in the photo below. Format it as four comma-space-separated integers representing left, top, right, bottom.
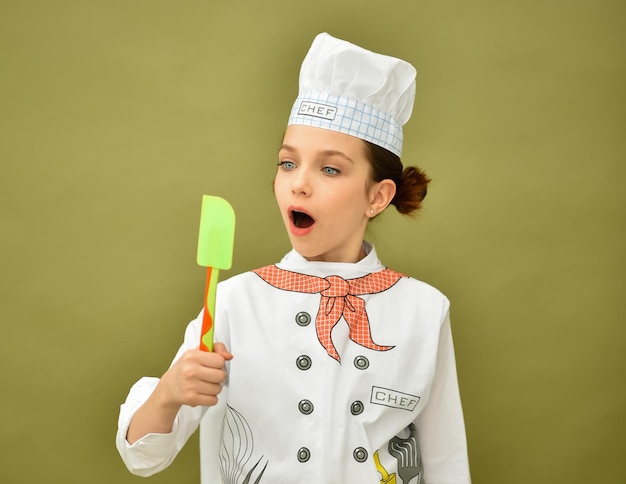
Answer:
253, 265, 406, 362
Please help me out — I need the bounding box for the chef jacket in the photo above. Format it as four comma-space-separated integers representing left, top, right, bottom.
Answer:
117, 243, 471, 483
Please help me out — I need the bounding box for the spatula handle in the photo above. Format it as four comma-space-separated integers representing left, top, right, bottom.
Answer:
200, 266, 219, 352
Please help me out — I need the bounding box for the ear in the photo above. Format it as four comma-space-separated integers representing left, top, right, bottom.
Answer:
367, 179, 396, 217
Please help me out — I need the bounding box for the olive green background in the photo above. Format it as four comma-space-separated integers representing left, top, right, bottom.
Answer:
1, 0, 624, 482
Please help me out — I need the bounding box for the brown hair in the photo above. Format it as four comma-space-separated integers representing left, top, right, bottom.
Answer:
364, 140, 431, 216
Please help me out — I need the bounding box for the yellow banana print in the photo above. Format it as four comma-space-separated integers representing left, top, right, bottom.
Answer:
374, 451, 397, 484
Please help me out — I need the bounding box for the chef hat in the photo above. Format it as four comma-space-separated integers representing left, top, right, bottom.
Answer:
287, 32, 417, 157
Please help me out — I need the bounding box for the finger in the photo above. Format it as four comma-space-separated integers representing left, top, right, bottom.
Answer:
197, 382, 224, 396
197, 366, 227, 385
190, 348, 227, 368
185, 393, 220, 408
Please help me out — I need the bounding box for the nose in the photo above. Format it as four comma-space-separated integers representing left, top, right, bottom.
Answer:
291, 168, 311, 196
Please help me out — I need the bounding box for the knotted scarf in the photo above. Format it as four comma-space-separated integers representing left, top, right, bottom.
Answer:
253, 265, 406, 361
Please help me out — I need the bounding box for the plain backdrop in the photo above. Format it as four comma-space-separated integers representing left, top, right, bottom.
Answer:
1, 1, 624, 483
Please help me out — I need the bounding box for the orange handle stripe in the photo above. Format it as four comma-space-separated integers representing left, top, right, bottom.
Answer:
200, 266, 215, 352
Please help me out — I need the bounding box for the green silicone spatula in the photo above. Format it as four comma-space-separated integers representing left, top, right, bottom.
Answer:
196, 195, 235, 352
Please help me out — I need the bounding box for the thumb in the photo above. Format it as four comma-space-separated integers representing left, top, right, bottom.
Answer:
213, 342, 233, 360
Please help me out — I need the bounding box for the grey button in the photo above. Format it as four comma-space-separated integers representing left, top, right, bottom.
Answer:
351, 400, 364, 415
296, 355, 312, 370
298, 399, 314, 415
295, 312, 311, 326
297, 447, 310, 463
354, 356, 369, 370
353, 447, 368, 462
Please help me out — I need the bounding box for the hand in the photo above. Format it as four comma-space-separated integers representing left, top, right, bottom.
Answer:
157, 342, 233, 409
126, 343, 233, 444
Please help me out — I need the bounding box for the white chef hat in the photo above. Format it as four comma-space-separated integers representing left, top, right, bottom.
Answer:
287, 32, 417, 157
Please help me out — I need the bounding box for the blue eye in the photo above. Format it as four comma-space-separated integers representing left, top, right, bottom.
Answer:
279, 161, 296, 170
323, 166, 339, 176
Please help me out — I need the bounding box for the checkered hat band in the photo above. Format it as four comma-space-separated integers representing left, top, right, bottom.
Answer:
287, 92, 403, 157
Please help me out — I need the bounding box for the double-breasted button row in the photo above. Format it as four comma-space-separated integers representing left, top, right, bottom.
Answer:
293, 311, 369, 465
298, 399, 361, 416
296, 354, 369, 371
296, 446, 368, 464
295, 399, 368, 463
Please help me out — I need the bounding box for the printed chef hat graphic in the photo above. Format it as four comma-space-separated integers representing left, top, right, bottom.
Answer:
288, 32, 417, 157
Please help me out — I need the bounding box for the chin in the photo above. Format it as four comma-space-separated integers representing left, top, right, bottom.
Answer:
289, 239, 322, 260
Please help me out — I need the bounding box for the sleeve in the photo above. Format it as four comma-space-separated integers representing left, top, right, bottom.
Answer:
115, 311, 227, 477
414, 302, 472, 484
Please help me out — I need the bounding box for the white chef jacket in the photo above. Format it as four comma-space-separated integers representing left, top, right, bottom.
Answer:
116, 243, 471, 483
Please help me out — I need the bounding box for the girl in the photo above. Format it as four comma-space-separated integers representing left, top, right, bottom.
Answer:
117, 32, 471, 483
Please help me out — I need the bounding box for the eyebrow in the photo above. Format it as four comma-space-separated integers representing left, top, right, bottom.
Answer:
278, 144, 354, 163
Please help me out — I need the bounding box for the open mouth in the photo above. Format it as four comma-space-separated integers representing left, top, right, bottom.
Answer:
291, 210, 315, 229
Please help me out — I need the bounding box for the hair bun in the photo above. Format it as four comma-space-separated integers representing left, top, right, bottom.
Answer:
393, 166, 431, 215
